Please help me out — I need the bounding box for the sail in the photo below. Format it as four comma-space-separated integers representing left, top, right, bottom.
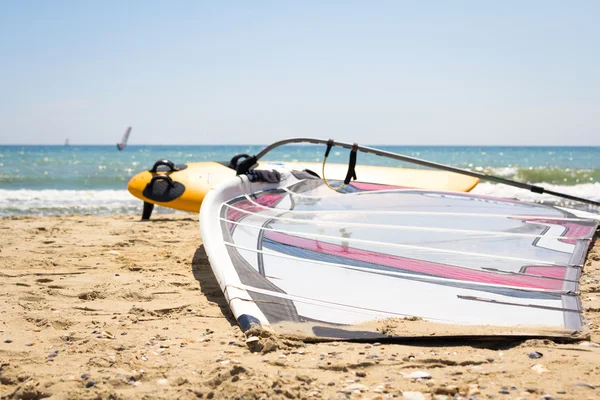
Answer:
200, 170, 598, 340
116, 127, 132, 151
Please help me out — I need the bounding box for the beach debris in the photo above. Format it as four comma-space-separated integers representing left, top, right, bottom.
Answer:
467, 384, 481, 397
402, 391, 426, 400
245, 334, 281, 353
129, 370, 144, 381
575, 382, 596, 389
81, 373, 89, 379
3, 339, 12, 343
355, 371, 367, 378
296, 375, 316, 383
99, 331, 115, 339
156, 378, 169, 385
579, 341, 600, 348
531, 364, 549, 374
86, 380, 96, 388
434, 385, 459, 395
340, 383, 369, 393
528, 351, 543, 359
245, 336, 260, 344
402, 371, 432, 380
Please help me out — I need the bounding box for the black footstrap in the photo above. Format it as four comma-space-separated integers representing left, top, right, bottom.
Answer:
149, 159, 187, 173
142, 175, 186, 202
228, 154, 250, 169
236, 155, 258, 175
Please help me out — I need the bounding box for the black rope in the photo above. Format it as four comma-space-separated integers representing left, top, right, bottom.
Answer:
324, 139, 334, 158
343, 143, 358, 185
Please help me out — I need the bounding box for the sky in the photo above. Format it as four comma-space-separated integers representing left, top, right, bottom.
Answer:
0, 1, 598, 145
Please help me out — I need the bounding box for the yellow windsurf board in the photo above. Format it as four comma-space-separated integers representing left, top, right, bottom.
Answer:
127, 160, 479, 214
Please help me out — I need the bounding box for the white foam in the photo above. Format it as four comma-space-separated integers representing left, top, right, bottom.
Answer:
0, 189, 184, 216
0, 189, 132, 203
2, 183, 598, 217
484, 167, 519, 177
471, 182, 600, 203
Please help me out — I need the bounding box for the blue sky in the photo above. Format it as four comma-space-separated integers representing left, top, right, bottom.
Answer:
0, 1, 598, 145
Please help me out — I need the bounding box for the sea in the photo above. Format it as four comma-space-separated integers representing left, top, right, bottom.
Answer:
1, 144, 599, 217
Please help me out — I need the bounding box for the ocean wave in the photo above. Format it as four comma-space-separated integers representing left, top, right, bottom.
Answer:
2, 181, 598, 217
471, 182, 600, 212
0, 173, 133, 190
477, 167, 599, 186
0, 189, 187, 217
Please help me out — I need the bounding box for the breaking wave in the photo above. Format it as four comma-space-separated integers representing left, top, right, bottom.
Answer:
480, 167, 600, 186
0, 189, 187, 217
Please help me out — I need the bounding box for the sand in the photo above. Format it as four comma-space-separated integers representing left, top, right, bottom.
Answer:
1, 214, 599, 400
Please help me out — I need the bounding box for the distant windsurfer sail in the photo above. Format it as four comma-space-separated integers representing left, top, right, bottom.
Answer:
116, 127, 132, 151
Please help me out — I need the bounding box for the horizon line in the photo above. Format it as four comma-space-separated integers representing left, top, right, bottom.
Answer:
1, 143, 600, 148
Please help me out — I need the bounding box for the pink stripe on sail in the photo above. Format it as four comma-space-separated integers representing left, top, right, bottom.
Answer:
264, 231, 564, 290
520, 218, 596, 244
521, 266, 569, 279
349, 182, 518, 201
226, 193, 285, 224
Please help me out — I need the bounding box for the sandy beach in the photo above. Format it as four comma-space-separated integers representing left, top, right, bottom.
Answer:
1, 213, 599, 400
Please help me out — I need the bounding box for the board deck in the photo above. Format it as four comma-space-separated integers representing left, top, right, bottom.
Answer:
200, 169, 597, 340
128, 161, 479, 213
